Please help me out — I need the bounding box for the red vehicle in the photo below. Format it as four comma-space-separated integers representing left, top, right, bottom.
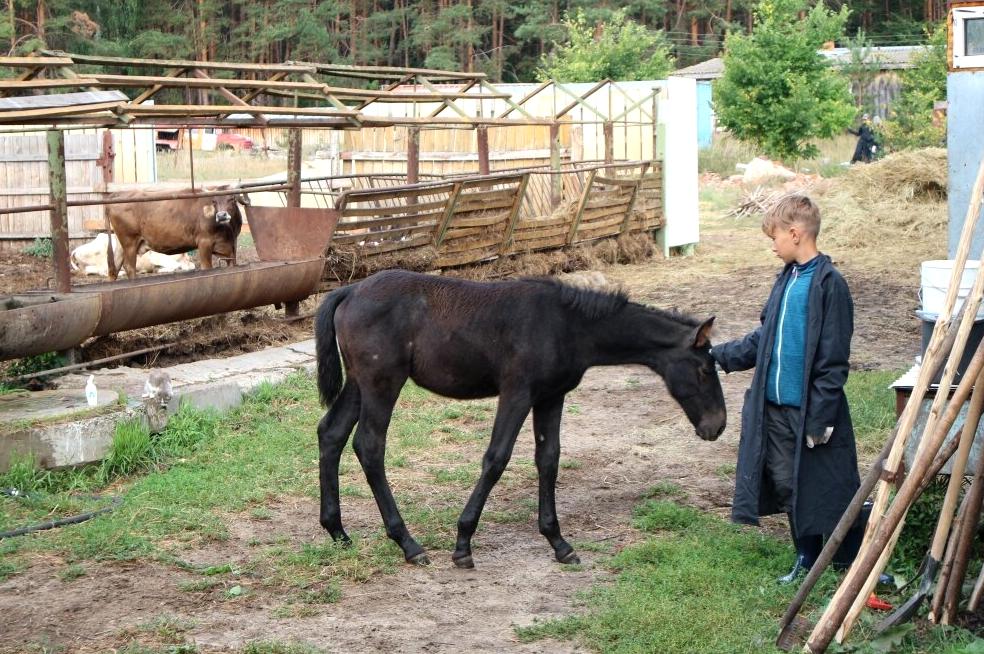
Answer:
216, 132, 255, 152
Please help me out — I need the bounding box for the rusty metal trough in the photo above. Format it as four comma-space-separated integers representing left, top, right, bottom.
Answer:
0, 201, 334, 362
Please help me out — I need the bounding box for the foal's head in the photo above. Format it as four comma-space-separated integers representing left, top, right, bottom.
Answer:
658, 316, 727, 441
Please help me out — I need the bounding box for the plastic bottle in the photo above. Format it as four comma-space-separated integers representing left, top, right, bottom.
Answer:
85, 375, 98, 407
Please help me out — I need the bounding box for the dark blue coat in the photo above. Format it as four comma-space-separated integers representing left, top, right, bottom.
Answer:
712, 254, 860, 537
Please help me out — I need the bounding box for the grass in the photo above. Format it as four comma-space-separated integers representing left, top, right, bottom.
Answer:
157, 150, 288, 183
699, 133, 858, 178
515, 498, 984, 654
846, 369, 903, 461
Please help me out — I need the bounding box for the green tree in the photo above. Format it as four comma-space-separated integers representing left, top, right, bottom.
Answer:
537, 8, 675, 82
713, 0, 856, 161
879, 23, 946, 150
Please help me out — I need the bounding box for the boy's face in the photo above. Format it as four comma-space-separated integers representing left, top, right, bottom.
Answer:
768, 225, 801, 264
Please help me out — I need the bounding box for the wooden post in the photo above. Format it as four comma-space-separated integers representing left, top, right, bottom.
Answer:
407, 126, 420, 185
566, 170, 596, 246
47, 129, 70, 294
287, 128, 302, 208
652, 89, 661, 163
550, 122, 561, 209
500, 174, 530, 254
603, 120, 615, 177
284, 128, 302, 317
477, 125, 489, 176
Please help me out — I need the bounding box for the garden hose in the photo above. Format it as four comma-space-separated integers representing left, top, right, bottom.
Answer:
0, 487, 122, 539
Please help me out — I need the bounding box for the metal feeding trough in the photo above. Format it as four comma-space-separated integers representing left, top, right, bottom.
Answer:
0, 205, 338, 362
246, 206, 339, 261
0, 293, 103, 360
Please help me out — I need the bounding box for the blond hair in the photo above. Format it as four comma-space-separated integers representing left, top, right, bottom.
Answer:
762, 193, 821, 239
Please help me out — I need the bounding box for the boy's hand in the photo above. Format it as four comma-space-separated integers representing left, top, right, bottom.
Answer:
806, 426, 834, 448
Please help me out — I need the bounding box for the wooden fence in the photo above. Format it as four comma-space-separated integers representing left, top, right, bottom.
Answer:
289, 161, 663, 285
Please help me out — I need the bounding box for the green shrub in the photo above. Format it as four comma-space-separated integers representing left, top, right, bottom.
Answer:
23, 237, 53, 258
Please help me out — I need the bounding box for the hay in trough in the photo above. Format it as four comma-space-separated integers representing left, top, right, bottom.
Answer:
323, 244, 438, 283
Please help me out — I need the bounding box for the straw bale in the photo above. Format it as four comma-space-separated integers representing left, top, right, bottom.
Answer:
323, 245, 438, 283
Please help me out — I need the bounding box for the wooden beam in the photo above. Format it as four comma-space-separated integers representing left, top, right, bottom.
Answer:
554, 79, 611, 120
116, 103, 359, 117
306, 61, 485, 81
0, 56, 74, 67
416, 75, 471, 119
0, 78, 99, 90
130, 67, 187, 105
0, 101, 122, 121
491, 79, 549, 120
567, 170, 597, 245
90, 73, 327, 92
500, 174, 530, 253
429, 79, 478, 117
192, 68, 268, 125
41, 49, 316, 74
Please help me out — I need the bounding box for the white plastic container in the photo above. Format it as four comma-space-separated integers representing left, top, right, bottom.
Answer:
85, 375, 98, 407
921, 260, 984, 319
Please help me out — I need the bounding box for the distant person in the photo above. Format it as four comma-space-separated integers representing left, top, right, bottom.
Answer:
710, 193, 861, 583
849, 114, 877, 164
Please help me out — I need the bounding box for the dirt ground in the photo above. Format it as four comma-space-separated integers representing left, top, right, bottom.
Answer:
0, 181, 937, 653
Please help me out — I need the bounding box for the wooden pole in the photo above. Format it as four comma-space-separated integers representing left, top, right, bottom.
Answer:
807, 337, 984, 652
284, 128, 303, 318
477, 125, 490, 176
407, 126, 420, 185
47, 129, 71, 294
811, 152, 984, 648
941, 441, 984, 623
925, 364, 984, 623
604, 120, 614, 177
550, 122, 561, 209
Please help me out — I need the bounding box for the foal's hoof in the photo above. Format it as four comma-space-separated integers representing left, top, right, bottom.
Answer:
556, 549, 581, 565
407, 552, 431, 566
452, 553, 475, 569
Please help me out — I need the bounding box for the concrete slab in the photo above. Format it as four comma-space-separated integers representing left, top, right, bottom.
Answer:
0, 338, 318, 471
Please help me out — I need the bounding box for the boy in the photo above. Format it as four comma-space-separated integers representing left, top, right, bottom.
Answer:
711, 193, 861, 583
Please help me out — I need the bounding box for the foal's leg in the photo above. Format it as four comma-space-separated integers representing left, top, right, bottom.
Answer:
533, 395, 579, 564
452, 392, 532, 568
317, 380, 361, 543
352, 380, 430, 565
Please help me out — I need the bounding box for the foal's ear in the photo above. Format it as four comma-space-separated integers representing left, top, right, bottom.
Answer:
692, 316, 715, 349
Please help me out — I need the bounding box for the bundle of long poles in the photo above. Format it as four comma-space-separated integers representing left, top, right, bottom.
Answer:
801, 153, 984, 653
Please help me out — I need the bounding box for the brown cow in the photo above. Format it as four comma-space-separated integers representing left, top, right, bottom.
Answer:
106, 187, 249, 280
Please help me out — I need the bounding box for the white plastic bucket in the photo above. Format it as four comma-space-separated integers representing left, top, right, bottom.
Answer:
921, 260, 984, 319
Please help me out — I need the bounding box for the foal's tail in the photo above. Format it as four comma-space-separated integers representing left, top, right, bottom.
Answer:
315, 283, 355, 407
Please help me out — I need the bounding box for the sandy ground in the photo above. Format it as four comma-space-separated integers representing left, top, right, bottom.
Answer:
0, 185, 934, 653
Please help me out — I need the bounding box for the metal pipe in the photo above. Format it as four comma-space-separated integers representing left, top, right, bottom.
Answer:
7, 343, 175, 381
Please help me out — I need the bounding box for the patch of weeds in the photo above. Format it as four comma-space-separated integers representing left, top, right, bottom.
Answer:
715, 462, 737, 480
0, 452, 52, 494
137, 614, 196, 643
242, 642, 324, 654
566, 403, 582, 415
157, 403, 218, 455
299, 582, 341, 604
177, 578, 221, 592
626, 377, 641, 388
643, 481, 684, 499
223, 584, 246, 599
23, 237, 53, 258
559, 458, 582, 470
3, 352, 64, 386
98, 418, 156, 483
250, 507, 273, 520
631, 499, 702, 533
339, 484, 370, 498
0, 557, 20, 581
486, 498, 536, 524
560, 563, 586, 572
432, 465, 477, 486
572, 539, 615, 554
58, 563, 86, 581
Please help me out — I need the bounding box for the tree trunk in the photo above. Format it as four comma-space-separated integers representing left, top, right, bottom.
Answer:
36, 0, 45, 44
7, 0, 14, 53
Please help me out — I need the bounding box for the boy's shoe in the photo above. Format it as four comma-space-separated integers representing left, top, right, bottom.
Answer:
778, 553, 814, 584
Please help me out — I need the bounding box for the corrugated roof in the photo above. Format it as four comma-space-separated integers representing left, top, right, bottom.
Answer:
0, 90, 128, 110
671, 45, 926, 80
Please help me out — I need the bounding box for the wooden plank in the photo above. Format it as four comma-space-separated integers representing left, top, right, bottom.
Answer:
0, 56, 74, 67
0, 101, 121, 121
581, 205, 630, 222
453, 196, 517, 213
337, 211, 444, 231
435, 182, 465, 246
584, 197, 631, 212
446, 213, 510, 229
0, 78, 99, 90
341, 183, 455, 204
507, 234, 568, 253
567, 170, 597, 245
513, 224, 570, 240
593, 175, 641, 187
43, 50, 316, 73
455, 187, 519, 204
579, 214, 626, 231
118, 103, 359, 117
514, 216, 570, 230
332, 223, 436, 245
341, 198, 449, 216
439, 234, 503, 253
341, 233, 433, 255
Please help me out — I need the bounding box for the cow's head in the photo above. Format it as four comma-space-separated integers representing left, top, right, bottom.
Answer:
203, 195, 243, 225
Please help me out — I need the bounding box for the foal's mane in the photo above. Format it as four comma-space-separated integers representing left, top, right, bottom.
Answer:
523, 276, 703, 330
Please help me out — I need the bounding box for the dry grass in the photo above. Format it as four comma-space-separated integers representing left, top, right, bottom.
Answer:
157, 150, 288, 183
819, 148, 948, 265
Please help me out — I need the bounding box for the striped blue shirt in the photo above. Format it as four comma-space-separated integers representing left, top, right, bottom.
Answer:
765, 256, 818, 406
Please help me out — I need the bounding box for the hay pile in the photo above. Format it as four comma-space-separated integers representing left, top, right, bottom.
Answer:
323, 245, 438, 283
445, 232, 659, 281
727, 148, 948, 264
820, 148, 948, 258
